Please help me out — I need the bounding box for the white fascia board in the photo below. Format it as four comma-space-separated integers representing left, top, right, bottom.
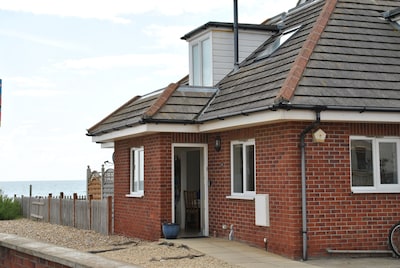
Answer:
321, 111, 400, 123
199, 110, 400, 133
198, 110, 315, 133
91, 124, 149, 143
92, 110, 400, 143
91, 123, 199, 143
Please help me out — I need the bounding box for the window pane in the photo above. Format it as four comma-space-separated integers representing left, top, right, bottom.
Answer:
131, 150, 136, 192
138, 149, 144, 190
192, 44, 200, 85
379, 142, 398, 184
245, 145, 255, 191
351, 140, 373, 186
233, 144, 243, 193
202, 38, 212, 86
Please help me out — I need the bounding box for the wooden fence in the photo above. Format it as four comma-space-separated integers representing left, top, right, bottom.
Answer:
17, 194, 113, 235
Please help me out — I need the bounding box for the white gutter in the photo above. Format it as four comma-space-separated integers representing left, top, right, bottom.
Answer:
198, 109, 315, 133
91, 109, 400, 144
199, 109, 400, 133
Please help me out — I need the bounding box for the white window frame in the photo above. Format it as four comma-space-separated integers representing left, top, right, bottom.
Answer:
190, 35, 212, 86
227, 139, 256, 200
126, 147, 144, 198
350, 136, 400, 193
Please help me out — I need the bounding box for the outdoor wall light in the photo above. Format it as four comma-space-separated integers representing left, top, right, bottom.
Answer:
215, 136, 222, 152
313, 128, 326, 143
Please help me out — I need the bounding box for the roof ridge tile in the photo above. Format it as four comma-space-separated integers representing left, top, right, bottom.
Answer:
143, 83, 180, 118
275, 0, 338, 103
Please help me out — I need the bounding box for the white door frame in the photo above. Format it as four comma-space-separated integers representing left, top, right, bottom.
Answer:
172, 143, 209, 236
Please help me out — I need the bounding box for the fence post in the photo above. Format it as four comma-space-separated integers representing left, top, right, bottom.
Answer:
101, 165, 105, 199
87, 166, 91, 201
28, 185, 32, 219
89, 194, 93, 230
107, 196, 112, 235
73, 193, 77, 228
48, 194, 52, 223
59, 192, 64, 225
20, 195, 24, 217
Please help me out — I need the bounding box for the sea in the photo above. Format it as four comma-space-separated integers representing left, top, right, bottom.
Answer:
0, 180, 87, 198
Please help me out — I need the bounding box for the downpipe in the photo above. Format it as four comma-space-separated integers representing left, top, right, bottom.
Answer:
300, 111, 320, 261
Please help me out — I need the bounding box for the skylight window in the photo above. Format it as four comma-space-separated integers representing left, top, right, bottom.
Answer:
257, 25, 301, 59
382, 7, 400, 29
388, 15, 400, 28
395, 17, 400, 26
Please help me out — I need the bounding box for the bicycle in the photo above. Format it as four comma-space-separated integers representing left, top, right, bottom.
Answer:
389, 222, 400, 257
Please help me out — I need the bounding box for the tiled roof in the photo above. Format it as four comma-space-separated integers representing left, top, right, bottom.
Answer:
198, 0, 327, 121
292, 0, 400, 110
148, 86, 217, 122
87, 80, 217, 136
88, 0, 400, 137
198, 0, 400, 121
87, 91, 161, 136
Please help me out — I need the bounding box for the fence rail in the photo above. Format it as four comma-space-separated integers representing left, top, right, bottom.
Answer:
16, 194, 113, 235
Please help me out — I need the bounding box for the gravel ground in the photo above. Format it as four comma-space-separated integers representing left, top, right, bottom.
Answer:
0, 218, 237, 268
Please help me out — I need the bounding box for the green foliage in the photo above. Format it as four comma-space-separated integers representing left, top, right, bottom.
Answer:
0, 195, 22, 220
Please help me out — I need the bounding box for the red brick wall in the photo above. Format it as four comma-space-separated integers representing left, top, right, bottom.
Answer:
113, 132, 207, 240
113, 122, 400, 259
0, 247, 69, 268
306, 123, 400, 256
208, 123, 305, 258
113, 134, 166, 240
208, 122, 400, 259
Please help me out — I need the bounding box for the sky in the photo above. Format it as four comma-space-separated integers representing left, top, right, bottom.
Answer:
0, 0, 298, 181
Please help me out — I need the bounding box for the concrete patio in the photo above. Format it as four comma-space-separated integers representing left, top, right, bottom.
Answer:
173, 237, 400, 268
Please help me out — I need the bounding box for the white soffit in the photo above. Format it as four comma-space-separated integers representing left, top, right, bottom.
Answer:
91, 123, 199, 143
100, 142, 114, 148
199, 110, 400, 132
199, 109, 316, 132
92, 110, 400, 143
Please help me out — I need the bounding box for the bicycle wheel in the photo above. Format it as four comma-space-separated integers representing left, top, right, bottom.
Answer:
389, 222, 400, 257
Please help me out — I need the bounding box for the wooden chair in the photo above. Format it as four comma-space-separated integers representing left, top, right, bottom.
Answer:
184, 190, 200, 230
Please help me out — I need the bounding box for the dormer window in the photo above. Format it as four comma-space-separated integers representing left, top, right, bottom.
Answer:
257, 25, 301, 60
182, 22, 278, 87
191, 37, 212, 86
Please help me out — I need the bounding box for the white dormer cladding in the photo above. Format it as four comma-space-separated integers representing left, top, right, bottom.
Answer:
182, 23, 276, 87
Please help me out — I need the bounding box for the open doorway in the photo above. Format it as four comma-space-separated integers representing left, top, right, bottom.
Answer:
173, 144, 208, 238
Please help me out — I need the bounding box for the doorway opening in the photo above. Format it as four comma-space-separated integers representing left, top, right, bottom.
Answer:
173, 144, 208, 238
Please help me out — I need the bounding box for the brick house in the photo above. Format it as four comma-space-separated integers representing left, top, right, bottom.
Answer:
87, 0, 400, 260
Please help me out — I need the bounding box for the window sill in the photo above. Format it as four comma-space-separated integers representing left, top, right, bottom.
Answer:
226, 195, 255, 200
125, 193, 144, 198
351, 187, 400, 194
